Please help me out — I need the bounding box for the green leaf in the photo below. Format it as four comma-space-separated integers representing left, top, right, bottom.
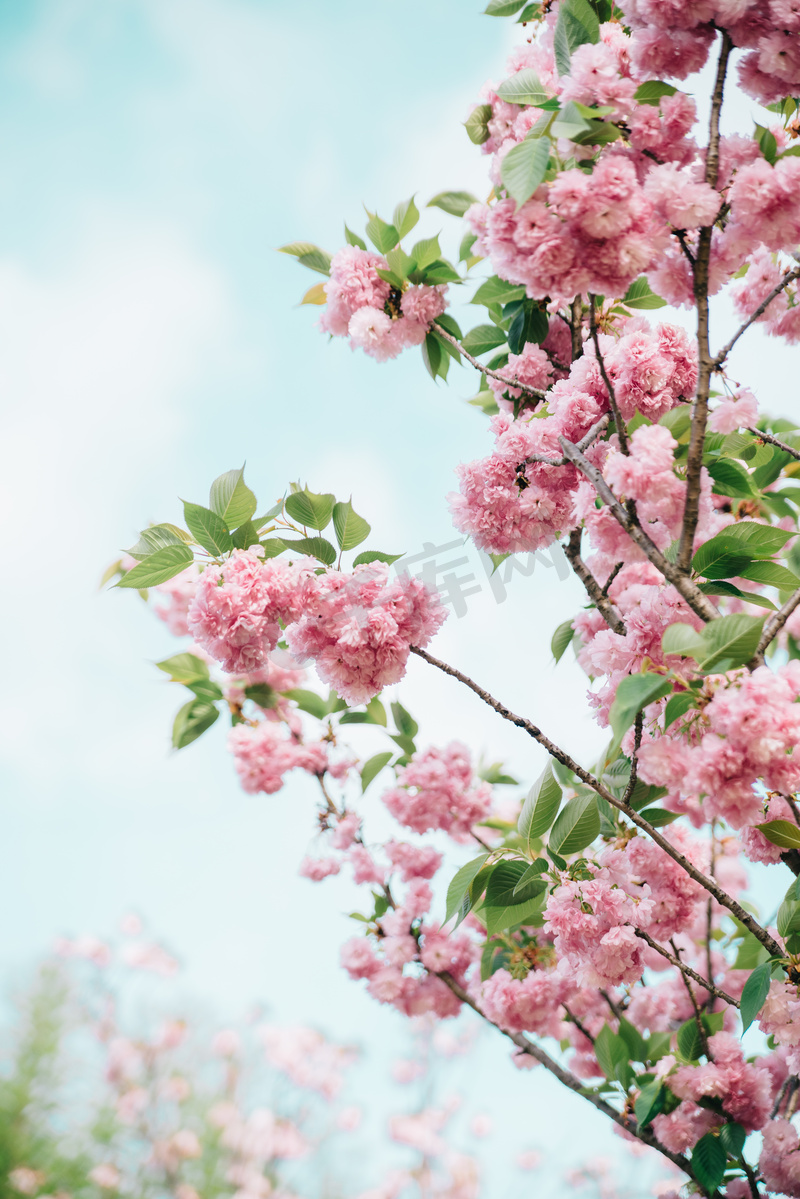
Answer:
117, 544, 193, 588
285, 489, 335, 531
183, 502, 232, 557
230, 521, 260, 550
617, 1016, 648, 1063
551, 618, 575, 663
638, 807, 679, 827
459, 231, 478, 262
344, 224, 367, 251
209, 467, 257, 528
697, 581, 777, 611
719, 1123, 746, 1160
664, 690, 697, 727
365, 215, 399, 254
471, 275, 528, 307
278, 241, 332, 276
242, 683, 278, 709
172, 698, 219, 749
331, 500, 371, 552
707, 459, 758, 499
361, 751, 394, 793
756, 819, 800, 850
548, 794, 600, 856
777, 897, 800, 938
393, 196, 419, 239
501, 135, 551, 208
635, 1080, 666, 1129
461, 324, 508, 356
419, 259, 462, 285
126, 522, 192, 559
156, 653, 210, 684
740, 960, 774, 1032
714, 521, 793, 556
391, 702, 418, 738
692, 532, 756, 577
740, 560, 800, 590
621, 276, 667, 310
634, 80, 677, 105
691, 1134, 727, 1195
352, 550, 403, 567
465, 104, 492, 145
485, 859, 547, 908
594, 1024, 628, 1079
512, 859, 549, 895
676, 1017, 704, 1061
483, 888, 547, 935
445, 854, 490, 924
422, 333, 444, 380
260, 538, 287, 559
496, 68, 550, 107
697, 613, 766, 671
553, 0, 600, 76
427, 191, 479, 218
518, 765, 562, 847
662, 623, 705, 659
484, 0, 527, 13
411, 235, 442, 272
733, 930, 770, 971
385, 247, 416, 282
609, 672, 672, 739
283, 689, 327, 719
755, 122, 778, 165
280, 536, 337, 566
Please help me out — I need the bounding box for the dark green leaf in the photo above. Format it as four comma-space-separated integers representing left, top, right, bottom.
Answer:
501, 135, 551, 208
691, 1133, 727, 1195
713, 521, 794, 556
697, 613, 766, 671
427, 191, 479, 218
471, 275, 528, 307
548, 794, 600, 856
485, 859, 547, 908
483, 887, 547, 935
280, 536, 337, 565
518, 765, 562, 847
707, 459, 758, 499
697, 581, 776, 611
740, 560, 800, 590
676, 1017, 704, 1061
361, 752, 394, 793
638, 807, 679, 827
117, 544, 193, 588
634, 80, 677, 105
719, 1123, 746, 1159
391, 702, 418, 738
617, 1016, 648, 1063
512, 859, 549, 895
230, 521, 260, 550
553, 0, 600, 76
209, 467, 257, 528
156, 653, 210, 684
754, 122, 778, 165
172, 698, 219, 749
609, 672, 673, 739
664, 691, 697, 727
283, 689, 328, 719
635, 1080, 665, 1129
422, 332, 444, 380
243, 683, 278, 709
740, 961, 774, 1032
594, 1024, 628, 1079
352, 550, 403, 567
508, 302, 549, 353
445, 854, 490, 924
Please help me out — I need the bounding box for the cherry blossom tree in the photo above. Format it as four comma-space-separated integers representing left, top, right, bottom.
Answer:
110, 0, 800, 1194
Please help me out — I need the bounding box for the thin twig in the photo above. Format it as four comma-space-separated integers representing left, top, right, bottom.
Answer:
524, 413, 610, 467
633, 927, 740, 1009
671, 937, 711, 1059
600, 990, 625, 1021
565, 529, 626, 635
589, 295, 628, 454
431, 320, 546, 402
410, 644, 783, 958
750, 585, 800, 661
714, 266, 800, 366
676, 30, 732, 574
745, 426, 800, 463
601, 562, 624, 597
563, 1005, 596, 1045
620, 713, 643, 805
558, 435, 720, 623
436, 971, 695, 1179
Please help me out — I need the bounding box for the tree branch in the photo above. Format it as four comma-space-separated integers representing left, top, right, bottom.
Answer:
621, 713, 642, 805
557, 435, 720, 623
432, 320, 546, 402
523, 413, 610, 467
410, 645, 783, 958
436, 970, 695, 1180
749, 585, 800, 661
676, 30, 732, 574
745, 426, 800, 464
714, 265, 800, 367
564, 528, 626, 635
589, 295, 628, 454
633, 927, 740, 1009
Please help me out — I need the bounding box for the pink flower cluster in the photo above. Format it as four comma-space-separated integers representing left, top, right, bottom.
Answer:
154, 564, 200, 636
228, 720, 329, 794
467, 156, 668, 303
479, 967, 572, 1039
188, 553, 446, 705
319, 246, 448, 361
669, 1031, 773, 1133
759, 981, 800, 1070
760, 1118, 800, 1197
382, 743, 492, 841
731, 248, 800, 346
729, 157, 800, 254
286, 563, 447, 706
544, 867, 654, 989
639, 661, 800, 829
575, 319, 697, 424
188, 550, 315, 675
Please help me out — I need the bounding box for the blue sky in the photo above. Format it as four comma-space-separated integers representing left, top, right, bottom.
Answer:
0, 1, 795, 1194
